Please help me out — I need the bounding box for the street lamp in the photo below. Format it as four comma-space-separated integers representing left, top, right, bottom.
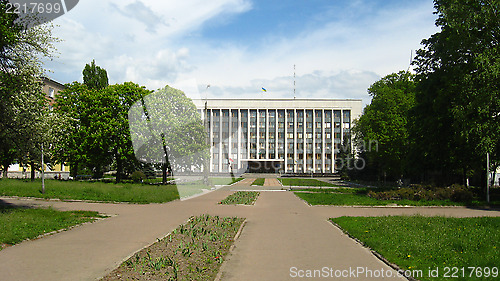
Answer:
41, 144, 45, 194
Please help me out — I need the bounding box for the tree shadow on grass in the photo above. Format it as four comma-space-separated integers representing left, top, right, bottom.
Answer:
0, 199, 41, 212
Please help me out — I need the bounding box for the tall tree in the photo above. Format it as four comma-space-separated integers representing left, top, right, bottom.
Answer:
353, 71, 416, 181
55, 82, 149, 180
412, 0, 500, 185
128, 85, 208, 184
0, 0, 57, 178
82, 59, 108, 90
53, 82, 91, 178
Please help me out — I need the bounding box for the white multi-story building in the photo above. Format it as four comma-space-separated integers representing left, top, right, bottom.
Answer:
192, 99, 362, 174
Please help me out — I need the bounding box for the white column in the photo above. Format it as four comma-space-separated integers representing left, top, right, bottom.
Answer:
228, 109, 232, 171
284, 109, 288, 172
247, 109, 250, 160
303, 110, 306, 173
209, 109, 213, 173
293, 108, 297, 173
265, 109, 269, 159
312, 109, 315, 174
330, 110, 334, 174
219, 109, 223, 173
275, 109, 278, 158
237, 109, 241, 169
256, 109, 260, 159
322, 109, 325, 173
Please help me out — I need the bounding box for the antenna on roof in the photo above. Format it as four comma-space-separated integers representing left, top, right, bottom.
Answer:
293, 64, 296, 99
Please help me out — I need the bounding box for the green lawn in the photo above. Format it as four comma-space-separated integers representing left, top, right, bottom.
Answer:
174, 178, 243, 199
220, 191, 260, 205
210, 177, 243, 185
252, 178, 265, 186
0, 205, 104, 249
0, 179, 180, 204
331, 216, 500, 281
293, 186, 495, 206
295, 192, 465, 206
279, 178, 341, 187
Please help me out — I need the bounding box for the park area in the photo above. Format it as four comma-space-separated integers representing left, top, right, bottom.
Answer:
1, 176, 499, 280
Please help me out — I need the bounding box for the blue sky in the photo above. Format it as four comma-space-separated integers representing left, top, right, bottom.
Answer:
45, 0, 439, 105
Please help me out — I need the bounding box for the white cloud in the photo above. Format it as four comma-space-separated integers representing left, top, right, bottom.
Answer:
45, 0, 252, 85
44, 0, 437, 108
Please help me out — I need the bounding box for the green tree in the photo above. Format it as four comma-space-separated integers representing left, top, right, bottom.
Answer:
82, 59, 108, 90
128, 85, 209, 184
55, 82, 149, 181
0, 0, 57, 178
353, 71, 416, 181
53, 82, 90, 178
412, 0, 500, 185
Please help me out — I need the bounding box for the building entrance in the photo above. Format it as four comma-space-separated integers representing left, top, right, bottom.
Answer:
246, 160, 283, 173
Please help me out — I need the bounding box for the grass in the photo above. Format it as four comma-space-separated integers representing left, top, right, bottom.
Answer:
294, 187, 497, 206
295, 192, 466, 206
142, 177, 175, 184
174, 178, 243, 199
220, 191, 260, 205
103, 214, 245, 281
0, 179, 180, 204
279, 178, 341, 187
209, 177, 243, 185
252, 178, 265, 186
331, 216, 500, 281
0, 205, 104, 249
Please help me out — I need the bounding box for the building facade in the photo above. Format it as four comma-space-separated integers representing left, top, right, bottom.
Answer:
192, 99, 362, 174
42, 76, 66, 109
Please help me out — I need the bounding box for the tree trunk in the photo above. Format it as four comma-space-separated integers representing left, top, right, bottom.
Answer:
1, 165, 8, 179
462, 167, 468, 187
93, 164, 103, 179
116, 150, 122, 183
162, 163, 167, 184
161, 139, 171, 185
30, 161, 35, 181
71, 161, 78, 178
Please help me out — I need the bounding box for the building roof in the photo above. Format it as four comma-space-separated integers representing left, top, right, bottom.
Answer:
191, 98, 363, 120
42, 77, 66, 89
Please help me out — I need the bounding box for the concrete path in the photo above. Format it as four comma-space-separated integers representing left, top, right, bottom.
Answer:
1, 186, 500, 280
263, 178, 281, 186
232, 178, 255, 186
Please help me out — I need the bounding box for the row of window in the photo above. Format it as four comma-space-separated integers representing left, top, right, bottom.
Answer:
210, 109, 350, 118
211, 120, 349, 129
212, 131, 348, 140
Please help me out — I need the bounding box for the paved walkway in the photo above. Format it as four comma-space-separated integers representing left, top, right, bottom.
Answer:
1, 186, 499, 280
263, 178, 281, 186
232, 178, 255, 186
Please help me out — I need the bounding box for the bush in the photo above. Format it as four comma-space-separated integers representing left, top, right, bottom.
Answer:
367, 184, 474, 202
449, 184, 474, 202
142, 165, 157, 179
131, 171, 146, 183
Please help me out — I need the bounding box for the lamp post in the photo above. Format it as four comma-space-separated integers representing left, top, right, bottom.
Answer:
203, 97, 210, 186
41, 144, 45, 194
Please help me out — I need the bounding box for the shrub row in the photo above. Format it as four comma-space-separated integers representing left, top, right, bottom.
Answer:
367, 184, 474, 202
